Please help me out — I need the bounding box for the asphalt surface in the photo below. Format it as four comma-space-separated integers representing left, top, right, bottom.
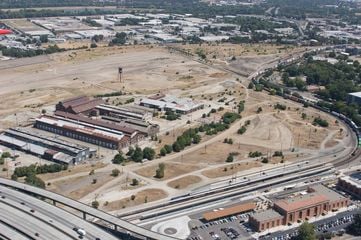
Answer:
0, 178, 177, 240
0, 185, 120, 240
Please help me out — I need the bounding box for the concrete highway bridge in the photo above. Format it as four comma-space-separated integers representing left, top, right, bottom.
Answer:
0, 178, 177, 240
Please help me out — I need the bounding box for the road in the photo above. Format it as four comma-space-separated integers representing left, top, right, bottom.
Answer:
0, 178, 178, 240
0, 184, 122, 240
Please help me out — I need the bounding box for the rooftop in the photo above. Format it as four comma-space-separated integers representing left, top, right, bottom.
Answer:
54, 111, 137, 136
341, 173, 361, 189
203, 202, 255, 221
309, 184, 345, 202
348, 92, 361, 98
251, 209, 283, 222
274, 193, 329, 212
36, 115, 125, 142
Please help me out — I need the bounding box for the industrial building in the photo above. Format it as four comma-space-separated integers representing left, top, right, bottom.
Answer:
100, 115, 160, 137
338, 173, 361, 199
347, 92, 361, 105
140, 94, 204, 114
94, 104, 159, 137
249, 185, 349, 232
54, 111, 143, 142
35, 113, 142, 149
0, 128, 94, 165
55, 96, 104, 115
96, 104, 153, 121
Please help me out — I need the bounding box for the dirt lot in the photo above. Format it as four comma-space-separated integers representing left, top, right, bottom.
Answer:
0, 45, 232, 130
171, 141, 269, 165
176, 43, 307, 74
102, 188, 167, 211
202, 161, 262, 178
135, 162, 202, 180
167, 175, 202, 189
47, 170, 116, 200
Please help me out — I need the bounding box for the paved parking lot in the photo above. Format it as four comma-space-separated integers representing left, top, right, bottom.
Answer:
187, 213, 253, 240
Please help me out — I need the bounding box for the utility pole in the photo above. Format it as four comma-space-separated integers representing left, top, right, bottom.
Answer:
118, 67, 123, 83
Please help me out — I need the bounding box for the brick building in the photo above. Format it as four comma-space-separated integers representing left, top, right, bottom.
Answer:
249, 209, 284, 232
55, 96, 103, 115
273, 193, 329, 224
250, 185, 349, 232
35, 115, 133, 149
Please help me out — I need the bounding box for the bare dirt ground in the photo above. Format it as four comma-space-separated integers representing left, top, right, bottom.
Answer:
176, 43, 307, 74
171, 141, 269, 165
202, 161, 262, 178
0, 42, 349, 209
135, 162, 202, 180
0, 45, 232, 130
101, 188, 167, 211
47, 170, 116, 200
167, 175, 202, 189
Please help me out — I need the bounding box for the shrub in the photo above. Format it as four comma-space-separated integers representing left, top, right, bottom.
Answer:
111, 169, 120, 177
91, 200, 99, 209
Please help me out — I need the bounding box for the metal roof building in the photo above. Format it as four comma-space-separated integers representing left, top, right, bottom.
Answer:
0, 128, 94, 164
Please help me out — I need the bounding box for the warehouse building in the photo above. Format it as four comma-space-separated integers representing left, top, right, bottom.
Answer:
54, 111, 144, 143
96, 104, 153, 121
140, 94, 204, 114
0, 128, 94, 165
35, 115, 133, 149
250, 185, 349, 232
55, 96, 103, 115
101, 115, 160, 137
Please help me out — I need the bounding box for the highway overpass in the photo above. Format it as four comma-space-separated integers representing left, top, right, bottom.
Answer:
0, 184, 121, 240
0, 178, 177, 240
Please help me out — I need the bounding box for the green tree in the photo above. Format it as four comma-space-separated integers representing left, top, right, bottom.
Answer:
131, 178, 139, 186
1, 152, 11, 158
295, 222, 316, 240
160, 147, 167, 156
111, 169, 120, 177
91, 200, 99, 209
131, 146, 143, 162
164, 145, 173, 154
143, 147, 155, 160
112, 152, 126, 164
226, 154, 234, 162
126, 146, 134, 156
155, 163, 165, 178
193, 134, 201, 144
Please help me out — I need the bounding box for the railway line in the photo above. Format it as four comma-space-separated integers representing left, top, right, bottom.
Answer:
120, 162, 334, 222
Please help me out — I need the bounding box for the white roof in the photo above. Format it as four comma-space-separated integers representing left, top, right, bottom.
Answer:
200, 35, 229, 41
141, 95, 203, 112
349, 92, 361, 98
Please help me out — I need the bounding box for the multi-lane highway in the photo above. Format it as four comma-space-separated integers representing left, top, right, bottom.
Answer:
0, 184, 121, 240
0, 177, 178, 240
